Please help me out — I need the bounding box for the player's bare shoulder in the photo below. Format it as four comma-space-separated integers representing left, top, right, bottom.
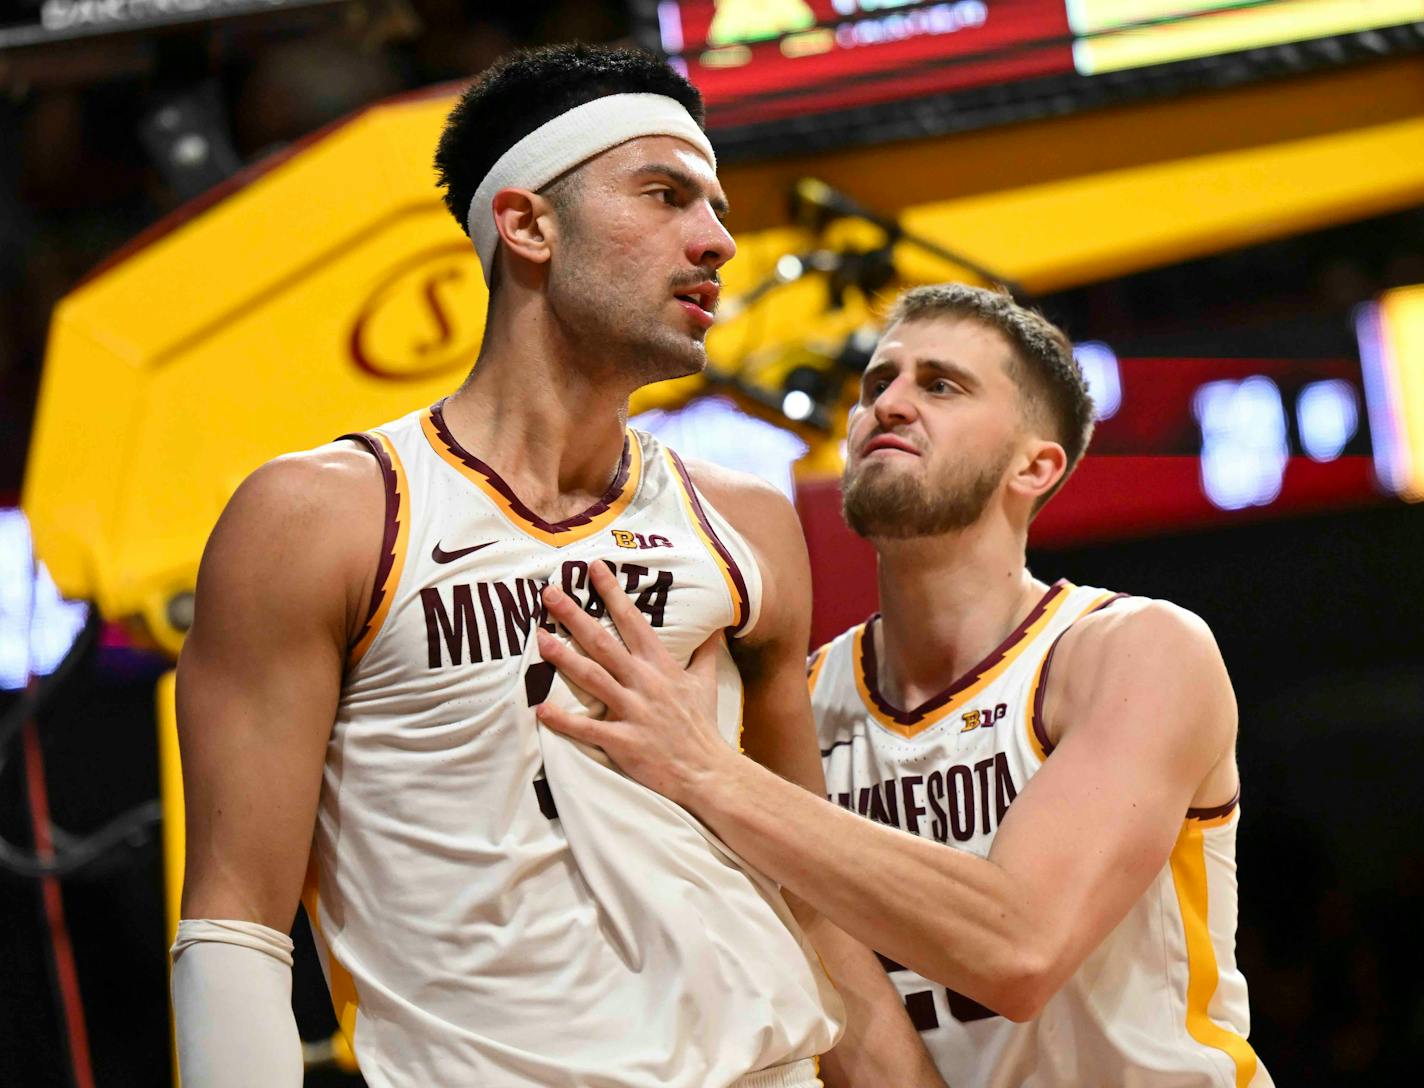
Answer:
1067, 595, 1217, 647
1043, 595, 1238, 760
1059, 595, 1225, 673
193, 440, 386, 646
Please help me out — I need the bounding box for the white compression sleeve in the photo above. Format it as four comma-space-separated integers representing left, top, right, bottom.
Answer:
171, 919, 304, 1087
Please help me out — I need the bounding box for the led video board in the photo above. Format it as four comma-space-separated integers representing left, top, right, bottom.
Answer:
634, 0, 1424, 156
0, 0, 347, 49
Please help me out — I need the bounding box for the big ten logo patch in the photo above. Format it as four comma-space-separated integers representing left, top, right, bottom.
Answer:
961, 702, 1007, 733
611, 529, 674, 550
349, 243, 486, 381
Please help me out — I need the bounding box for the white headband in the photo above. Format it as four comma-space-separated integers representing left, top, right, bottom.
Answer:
465, 92, 717, 282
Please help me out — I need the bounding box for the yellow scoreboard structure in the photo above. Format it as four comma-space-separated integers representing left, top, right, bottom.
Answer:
24, 56, 1424, 658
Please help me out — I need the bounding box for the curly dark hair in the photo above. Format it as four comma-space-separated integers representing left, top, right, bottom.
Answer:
434, 43, 705, 241
884, 283, 1096, 514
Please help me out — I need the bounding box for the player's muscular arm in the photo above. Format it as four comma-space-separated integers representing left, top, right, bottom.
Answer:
539, 581, 1236, 1024
980, 601, 1241, 1009
179, 447, 379, 923
543, 465, 944, 1087
715, 599, 1236, 1021
703, 600, 1235, 1017
173, 445, 382, 1084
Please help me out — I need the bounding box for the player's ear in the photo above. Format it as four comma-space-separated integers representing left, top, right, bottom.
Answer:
491, 188, 556, 269
1008, 438, 1067, 505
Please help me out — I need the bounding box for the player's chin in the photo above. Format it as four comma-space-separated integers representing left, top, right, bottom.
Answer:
644, 338, 707, 383
851, 453, 918, 480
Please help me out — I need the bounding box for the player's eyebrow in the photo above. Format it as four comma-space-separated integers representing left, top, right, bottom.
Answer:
860, 356, 980, 394
860, 359, 898, 391
916, 356, 980, 389
633, 162, 731, 219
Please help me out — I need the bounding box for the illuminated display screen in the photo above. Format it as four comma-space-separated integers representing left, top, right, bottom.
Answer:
0, 0, 348, 49
1037, 350, 1381, 544
632, 396, 810, 499
633, 0, 1424, 155
0, 509, 88, 691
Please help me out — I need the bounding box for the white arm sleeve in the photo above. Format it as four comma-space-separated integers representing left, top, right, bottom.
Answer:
171, 919, 304, 1087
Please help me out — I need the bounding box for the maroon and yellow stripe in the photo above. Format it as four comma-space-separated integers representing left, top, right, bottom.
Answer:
344, 430, 410, 669
854, 581, 1074, 740
420, 399, 642, 548
1186, 791, 1240, 829
806, 644, 831, 696
665, 449, 752, 636
1169, 814, 1258, 1087
1023, 590, 1127, 762
301, 859, 362, 1066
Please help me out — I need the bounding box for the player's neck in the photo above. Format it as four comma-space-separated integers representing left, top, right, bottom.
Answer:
440, 305, 637, 518
871, 518, 1043, 709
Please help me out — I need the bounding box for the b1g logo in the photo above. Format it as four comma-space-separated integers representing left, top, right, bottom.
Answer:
610, 530, 674, 550
961, 702, 1007, 733
349, 243, 486, 381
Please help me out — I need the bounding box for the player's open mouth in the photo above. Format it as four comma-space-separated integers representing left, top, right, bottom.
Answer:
673, 283, 718, 328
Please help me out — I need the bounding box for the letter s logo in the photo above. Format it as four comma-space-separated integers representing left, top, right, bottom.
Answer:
349, 243, 486, 381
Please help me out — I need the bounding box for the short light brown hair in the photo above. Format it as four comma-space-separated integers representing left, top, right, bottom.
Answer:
883, 282, 1095, 512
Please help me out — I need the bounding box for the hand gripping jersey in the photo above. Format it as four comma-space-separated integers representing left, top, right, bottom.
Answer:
811, 580, 1272, 1088
303, 400, 843, 1087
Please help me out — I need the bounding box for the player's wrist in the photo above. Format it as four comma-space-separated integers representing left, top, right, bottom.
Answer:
679, 743, 755, 824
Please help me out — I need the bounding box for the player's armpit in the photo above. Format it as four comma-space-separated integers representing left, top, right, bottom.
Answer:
982, 598, 1239, 1018
176, 446, 383, 931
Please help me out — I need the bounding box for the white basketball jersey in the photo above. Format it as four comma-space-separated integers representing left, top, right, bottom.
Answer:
302, 400, 843, 1087
812, 580, 1271, 1088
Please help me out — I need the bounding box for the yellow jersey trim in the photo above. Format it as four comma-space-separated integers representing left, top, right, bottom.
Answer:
347, 430, 410, 669
420, 404, 643, 548
302, 860, 362, 1062
853, 582, 1075, 740
1169, 816, 1259, 1088
1021, 590, 1122, 763
663, 449, 750, 634
807, 644, 830, 696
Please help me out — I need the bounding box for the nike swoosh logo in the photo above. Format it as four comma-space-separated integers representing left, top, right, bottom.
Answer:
432, 540, 495, 564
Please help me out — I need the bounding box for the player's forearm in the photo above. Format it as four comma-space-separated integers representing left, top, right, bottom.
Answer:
795, 904, 946, 1088
690, 753, 1047, 1019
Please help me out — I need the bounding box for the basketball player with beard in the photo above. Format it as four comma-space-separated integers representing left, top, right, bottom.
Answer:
169, 45, 939, 1088
538, 284, 1273, 1086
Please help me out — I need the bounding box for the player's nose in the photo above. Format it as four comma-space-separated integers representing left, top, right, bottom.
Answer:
872, 374, 919, 428
686, 203, 735, 271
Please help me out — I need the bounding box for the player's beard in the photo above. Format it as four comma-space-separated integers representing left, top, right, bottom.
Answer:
545, 210, 709, 387
842, 440, 1013, 539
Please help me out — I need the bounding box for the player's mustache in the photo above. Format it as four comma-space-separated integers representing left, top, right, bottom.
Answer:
669, 272, 721, 297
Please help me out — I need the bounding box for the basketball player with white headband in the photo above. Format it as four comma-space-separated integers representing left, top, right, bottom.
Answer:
171, 44, 940, 1088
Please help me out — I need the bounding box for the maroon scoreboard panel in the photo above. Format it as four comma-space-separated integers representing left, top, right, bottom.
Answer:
632, 1, 1424, 157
